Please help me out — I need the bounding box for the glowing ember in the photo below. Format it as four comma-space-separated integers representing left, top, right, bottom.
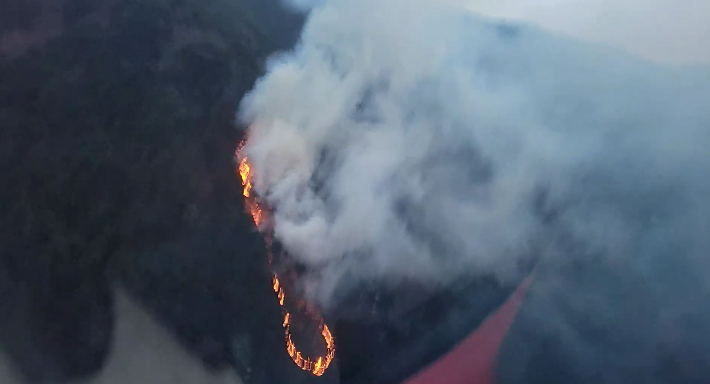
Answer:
236, 140, 336, 377
246, 199, 264, 228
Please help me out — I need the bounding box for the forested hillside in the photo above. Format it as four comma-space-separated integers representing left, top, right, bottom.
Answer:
0, 0, 304, 382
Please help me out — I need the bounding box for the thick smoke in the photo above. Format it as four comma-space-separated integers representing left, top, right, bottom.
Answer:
238, 0, 710, 311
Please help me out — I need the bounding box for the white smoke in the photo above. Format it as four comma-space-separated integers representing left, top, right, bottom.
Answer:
238, 0, 710, 309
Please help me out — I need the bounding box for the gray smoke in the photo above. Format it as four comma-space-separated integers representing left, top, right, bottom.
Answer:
238, 0, 710, 311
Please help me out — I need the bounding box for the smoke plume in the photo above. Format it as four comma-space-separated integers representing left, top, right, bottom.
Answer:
238, 0, 710, 313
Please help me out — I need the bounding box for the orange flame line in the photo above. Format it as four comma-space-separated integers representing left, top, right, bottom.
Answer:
237, 141, 335, 377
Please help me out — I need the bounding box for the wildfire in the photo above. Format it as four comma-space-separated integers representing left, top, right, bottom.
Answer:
236, 146, 265, 228
238, 157, 253, 198
246, 199, 264, 229
236, 141, 336, 377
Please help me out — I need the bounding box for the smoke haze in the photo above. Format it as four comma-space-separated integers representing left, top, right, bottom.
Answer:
0, 290, 243, 384
239, 0, 710, 321
465, 0, 710, 65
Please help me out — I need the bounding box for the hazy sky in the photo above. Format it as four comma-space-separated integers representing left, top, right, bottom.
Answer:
465, 0, 710, 65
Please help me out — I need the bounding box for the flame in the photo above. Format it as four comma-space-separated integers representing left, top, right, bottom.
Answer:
314, 356, 323, 373
246, 199, 264, 227
236, 141, 336, 377
238, 157, 253, 198
278, 288, 285, 306
273, 275, 280, 293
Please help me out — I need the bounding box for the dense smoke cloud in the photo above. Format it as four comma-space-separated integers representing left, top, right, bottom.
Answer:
238, 0, 710, 312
